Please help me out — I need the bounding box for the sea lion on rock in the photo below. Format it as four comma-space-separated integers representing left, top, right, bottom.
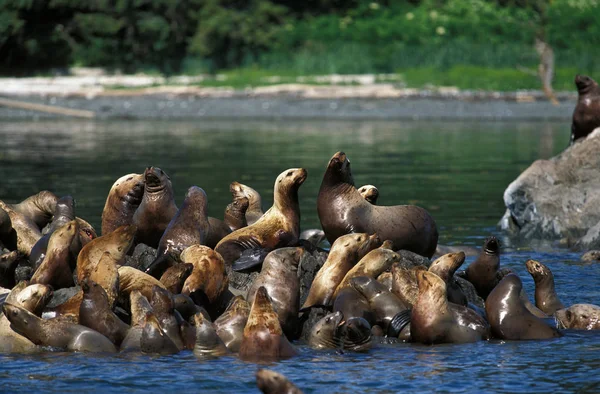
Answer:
428, 252, 467, 306
118, 266, 166, 301
214, 295, 249, 352
101, 173, 145, 236
193, 312, 229, 358
377, 272, 393, 290
317, 151, 438, 257
338, 317, 372, 351
3, 303, 117, 352
180, 245, 228, 305
308, 311, 344, 350
9, 191, 57, 229
571, 74, 600, 144
0, 251, 20, 288
88, 251, 120, 309
216, 168, 307, 270
230, 182, 264, 225
358, 185, 379, 204
160, 263, 193, 294
140, 311, 179, 355
555, 304, 600, 330
224, 197, 249, 231
42, 288, 83, 323
0, 201, 42, 257
525, 259, 565, 315
333, 286, 374, 324
303, 233, 381, 309
79, 280, 129, 346
391, 264, 427, 307
256, 369, 303, 394
464, 236, 501, 300
120, 290, 153, 351
411, 271, 490, 344
150, 285, 184, 350
239, 286, 297, 361
485, 274, 562, 340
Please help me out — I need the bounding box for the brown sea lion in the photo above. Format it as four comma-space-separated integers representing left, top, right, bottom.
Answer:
0, 250, 20, 288
79, 280, 129, 346
140, 311, 179, 355
3, 302, 117, 352
464, 236, 501, 300
358, 184, 379, 204
256, 369, 303, 394
230, 182, 264, 225
101, 173, 145, 236
485, 274, 562, 340
351, 276, 408, 334
555, 304, 600, 330
224, 197, 249, 231
30, 220, 78, 290
525, 259, 565, 315
246, 247, 304, 337
377, 271, 393, 290
118, 265, 166, 301
10, 191, 57, 229
308, 311, 344, 350
571, 74, 600, 144
391, 264, 427, 307
205, 217, 232, 249
214, 295, 250, 352
42, 289, 83, 323
317, 152, 438, 257
428, 252, 467, 305
193, 312, 229, 358
180, 245, 228, 305
411, 271, 490, 344
76, 224, 136, 284
88, 251, 120, 309
333, 247, 400, 299
150, 285, 184, 350
120, 290, 152, 351
239, 286, 297, 361
159, 263, 193, 294
303, 233, 381, 309
216, 168, 307, 270
0, 201, 42, 256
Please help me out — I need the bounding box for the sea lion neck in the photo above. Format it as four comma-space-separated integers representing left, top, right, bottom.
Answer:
273, 183, 300, 216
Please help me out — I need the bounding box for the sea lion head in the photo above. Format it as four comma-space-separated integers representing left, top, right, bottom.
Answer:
276, 168, 307, 190
77, 217, 97, 244
226, 197, 249, 216
264, 247, 304, 271
338, 317, 372, 351
483, 236, 500, 255
54, 196, 75, 220
144, 167, 171, 193
119, 174, 145, 205
325, 151, 354, 185
2, 303, 37, 338
429, 251, 466, 282
358, 185, 379, 204
245, 286, 282, 336
150, 285, 174, 314
308, 311, 345, 349
555, 304, 600, 330
130, 290, 153, 327
81, 278, 109, 305
575, 74, 597, 95
525, 259, 551, 284
184, 186, 209, 217
9, 283, 53, 315
415, 270, 447, 308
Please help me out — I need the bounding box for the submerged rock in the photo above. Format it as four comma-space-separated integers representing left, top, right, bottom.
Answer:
500, 128, 600, 246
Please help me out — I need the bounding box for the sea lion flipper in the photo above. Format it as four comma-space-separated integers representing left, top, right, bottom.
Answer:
231, 248, 270, 272
387, 309, 411, 337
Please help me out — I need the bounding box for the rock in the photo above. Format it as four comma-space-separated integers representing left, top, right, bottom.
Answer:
46, 286, 81, 308
581, 250, 600, 262
500, 128, 600, 244
298, 245, 328, 308
454, 277, 484, 308
14, 264, 32, 284
124, 243, 157, 271
298, 306, 330, 342
228, 270, 259, 294
397, 250, 430, 269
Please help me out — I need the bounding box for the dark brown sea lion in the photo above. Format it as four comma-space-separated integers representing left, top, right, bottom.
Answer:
317, 152, 438, 257
101, 173, 144, 236
256, 369, 303, 394
246, 247, 304, 337
525, 259, 565, 315
239, 286, 297, 361
351, 276, 408, 334
0, 250, 20, 288
333, 286, 374, 324
224, 197, 249, 231
3, 302, 117, 352
464, 236, 501, 300
230, 182, 264, 225
216, 168, 307, 270
358, 185, 379, 204
411, 271, 490, 344
10, 191, 58, 229
120, 290, 152, 351
214, 295, 250, 352
571, 74, 600, 144
193, 312, 229, 358
0, 207, 11, 236
150, 285, 184, 350
76, 224, 136, 284
30, 220, 78, 290
118, 266, 166, 301
133, 167, 178, 248
338, 317, 372, 352
485, 274, 562, 340
303, 233, 381, 309
555, 304, 600, 330
0, 201, 42, 256
140, 311, 179, 355
308, 311, 344, 350
79, 280, 129, 346
89, 251, 120, 309
159, 263, 193, 294
180, 245, 228, 305
299, 229, 326, 247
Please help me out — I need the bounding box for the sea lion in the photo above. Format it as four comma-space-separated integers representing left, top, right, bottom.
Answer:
159, 263, 193, 294
140, 311, 180, 355
79, 280, 129, 346
30, 220, 78, 290
150, 285, 184, 350
308, 311, 344, 350
133, 167, 178, 248
571, 74, 600, 144
317, 152, 438, 257
246, 247, 303, 337
192, 312, 229, 358
351, 276, 408, 334
0, 201, 42, 256
525, 259, 565, 315
485, 274, 562, 340
146, 186, 210, 277
3, 302, 117, 352
338, 317, 372, 352
377, 271, 393, 290
9, 191, 57, 229
180, 245, 228, 305
0, 207, 11, 236
464, 236, 501, 300
42, 289, 83, 323
230, 182, 264, 225
224, 197, 249, 231
118, 265, 166, 301
256, 369, 303, 394
555, 304, 600, 330
411, 271, 490, 344
303, 233, 381, 309
216, 168, 307, 270
299, 229, 326, 247
76, 224, 136, 284
120, 290, 153, 351
333, 286, 375, 324
101, 173, 145, 236
333, 247, 401, 299
88, 251, 120, 309
239, 286, 297, 361
428, 252, 467, 305
0, 250, 20, 288
391, 264, 427, 307
358, 185, 379, 204
214, 295, 250, 352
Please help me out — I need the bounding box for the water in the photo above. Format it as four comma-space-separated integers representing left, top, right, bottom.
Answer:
1, 120, 599, 392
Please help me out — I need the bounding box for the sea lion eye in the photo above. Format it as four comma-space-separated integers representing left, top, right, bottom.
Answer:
287, 171, 293, 177
566, 311, 573, 321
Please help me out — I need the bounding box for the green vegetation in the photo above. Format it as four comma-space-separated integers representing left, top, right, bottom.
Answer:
0, 0, 598, 90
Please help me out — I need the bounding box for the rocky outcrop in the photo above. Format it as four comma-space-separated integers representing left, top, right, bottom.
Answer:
499, 128, 600, 248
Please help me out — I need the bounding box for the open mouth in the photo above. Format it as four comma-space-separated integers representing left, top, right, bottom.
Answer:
144, 167, 164, 190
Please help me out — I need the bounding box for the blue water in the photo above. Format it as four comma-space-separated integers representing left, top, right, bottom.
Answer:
1, 120, 599, 392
